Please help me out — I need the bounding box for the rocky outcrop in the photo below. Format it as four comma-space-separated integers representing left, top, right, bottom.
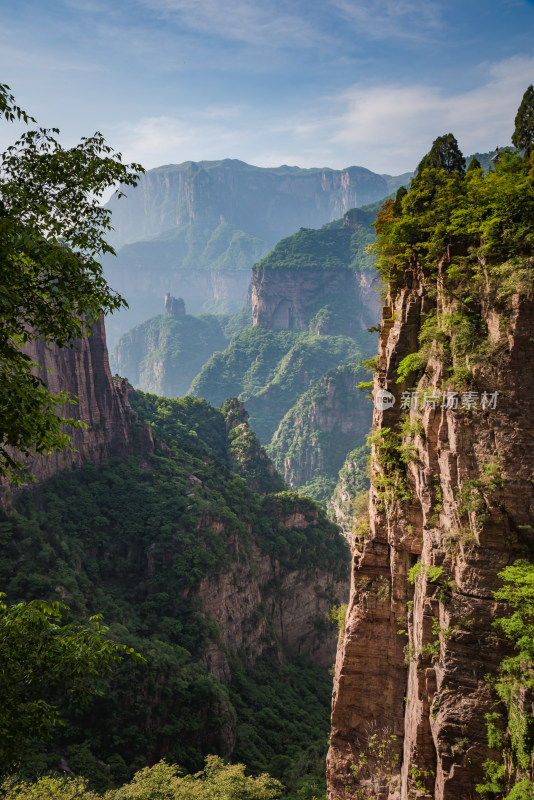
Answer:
164, 294, 185, 316
222, 398, 286, 494
199, 535, 347, 681
2, 317, 150, 497
105, 160, 390, 248
327, 266, 534, 799
104, 266, 251, 347
252, 267, 349, 330
251, 267, 379, 334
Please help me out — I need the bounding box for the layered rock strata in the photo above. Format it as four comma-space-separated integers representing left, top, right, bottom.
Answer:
327, 265, 534, 799
2, 317, 149, 496
199, 529, 348, 681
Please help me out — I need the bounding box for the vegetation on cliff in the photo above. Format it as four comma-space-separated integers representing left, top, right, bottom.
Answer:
251, 205, 378, 274
190, 327, 363, 446
267, 365, 371, 505
373, 137, 533, 392
344, 90, 534, 799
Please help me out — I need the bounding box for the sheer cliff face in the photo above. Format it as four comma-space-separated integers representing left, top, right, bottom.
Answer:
199, 526, 348, 681
105, 160, 389, 248
251, 267, 379, 332
327, 265, 534, 799
3, 318, 150, 493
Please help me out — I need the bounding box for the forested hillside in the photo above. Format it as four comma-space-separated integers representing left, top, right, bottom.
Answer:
1, 389, 349, 796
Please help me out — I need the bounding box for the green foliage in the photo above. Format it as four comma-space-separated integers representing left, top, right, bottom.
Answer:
268, 365, 372, 503
1, 775, 99, 799
477, 759, 507, 798
0, 391, 346, 787
130, 392, 229, 461
476, 560, 534, 797
326, 604, 347, 634
0, 595, 139, 776
408, 765, 435, 794
221, 398, 286, 494
367, 427, 413, 509
512, 85, 534, 156
228, 656, 333, 796
505, 780, 534, 800
113, 312, 230, 397
0, 83, 143, 483
1, 757, 284, 800
108, 756, 283, 800
190, 327, 362, 444
408, 563, 444, 585
251, 205, 377, 274
415, 133, 466, 177
350, 729, 400, 798
372, 120, 534, 393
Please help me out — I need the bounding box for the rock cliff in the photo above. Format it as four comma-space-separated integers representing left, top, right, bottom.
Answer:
105, 160, 390, 248
2, 317, 150, 498
250, 210, 380, 334
327, 151, 534, 799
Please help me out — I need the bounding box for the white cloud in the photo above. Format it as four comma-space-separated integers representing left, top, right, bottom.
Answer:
139, 0, 325, 48
281, 54, 534, 172
110, 113, 251, 167
99, 55, 534, 176
328, 0, 443, 41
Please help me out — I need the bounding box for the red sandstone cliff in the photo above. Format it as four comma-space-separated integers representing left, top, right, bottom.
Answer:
2, 317, 152, 498
327, 263, 534, 799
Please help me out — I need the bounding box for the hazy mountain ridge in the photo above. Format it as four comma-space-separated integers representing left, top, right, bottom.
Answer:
105, 158, 394, 248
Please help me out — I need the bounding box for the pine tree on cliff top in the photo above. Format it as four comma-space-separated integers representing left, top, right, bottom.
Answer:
512, 84, 534, 156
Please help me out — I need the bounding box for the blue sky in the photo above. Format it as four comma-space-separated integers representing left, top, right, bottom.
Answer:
1, 0, 533, 175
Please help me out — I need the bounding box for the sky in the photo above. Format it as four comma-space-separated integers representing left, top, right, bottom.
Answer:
1, 0, 533, 176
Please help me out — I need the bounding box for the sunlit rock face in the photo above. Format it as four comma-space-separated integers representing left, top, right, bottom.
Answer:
327, 261, 534, 799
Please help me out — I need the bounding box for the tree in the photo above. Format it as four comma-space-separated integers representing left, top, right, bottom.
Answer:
512, 84, 534, 157
415, 133, 466, 176
392, 185, 407, 216
1, 759, 284, 799
108, 757, 283, 799
0, 595, 141, 777
0, 83, 143, 483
